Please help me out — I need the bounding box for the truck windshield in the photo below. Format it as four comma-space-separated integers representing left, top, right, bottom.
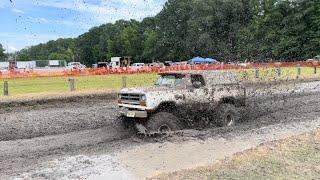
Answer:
155, 75, 185, 86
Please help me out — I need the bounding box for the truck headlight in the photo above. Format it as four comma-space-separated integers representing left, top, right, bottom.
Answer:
118, 94, 122, 103
141, 95, 146, 101
140, 95, 147, 106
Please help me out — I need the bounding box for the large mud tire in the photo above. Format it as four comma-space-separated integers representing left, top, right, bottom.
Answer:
215, 104, 240, 127
115, 116, 135, 133
146, 112, 181, 133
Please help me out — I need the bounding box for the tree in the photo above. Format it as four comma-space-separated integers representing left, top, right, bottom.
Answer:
120, 22, 143, 61
14, 0, 320, 63
0, 43, 6, 61
142, 30, 157, 62
154, 0, 192, 61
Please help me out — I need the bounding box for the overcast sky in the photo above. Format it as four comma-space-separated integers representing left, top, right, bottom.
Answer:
0, 0, 166, 53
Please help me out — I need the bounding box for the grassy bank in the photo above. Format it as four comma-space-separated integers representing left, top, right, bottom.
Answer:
238, 67, 319, 81
152, 129, 320, 180
0, 73, 158, 96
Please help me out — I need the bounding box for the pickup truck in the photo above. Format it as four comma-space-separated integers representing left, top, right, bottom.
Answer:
118, 70, 246, 134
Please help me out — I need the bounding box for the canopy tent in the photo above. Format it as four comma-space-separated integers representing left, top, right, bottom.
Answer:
188, 56, 219, 64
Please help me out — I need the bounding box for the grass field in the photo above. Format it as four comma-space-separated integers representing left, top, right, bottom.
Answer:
238, 67, 318, 80
0, 67, 319, 97
0, 73, 158, 96
153, 129, 320, 180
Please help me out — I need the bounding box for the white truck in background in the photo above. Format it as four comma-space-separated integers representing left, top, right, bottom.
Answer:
110, 57, 131, 68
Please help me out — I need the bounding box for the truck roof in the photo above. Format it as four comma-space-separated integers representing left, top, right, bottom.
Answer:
159, 70, 239, 84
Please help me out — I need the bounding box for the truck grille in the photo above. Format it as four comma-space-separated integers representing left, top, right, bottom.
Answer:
120, 93, 141, 105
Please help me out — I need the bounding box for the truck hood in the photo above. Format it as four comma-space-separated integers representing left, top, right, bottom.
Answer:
120, 86, 184, 94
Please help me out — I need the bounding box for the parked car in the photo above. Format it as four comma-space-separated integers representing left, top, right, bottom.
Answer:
307, 55, 320, 62
131, 63, 145, 67
0, 67, 8, 73
164, 61, 174, 66
97, 62, 109, 68
66, 62, 86, 70
148, 63, 165, 67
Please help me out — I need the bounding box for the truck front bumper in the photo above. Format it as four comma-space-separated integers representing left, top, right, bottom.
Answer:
119, 107, 148, 118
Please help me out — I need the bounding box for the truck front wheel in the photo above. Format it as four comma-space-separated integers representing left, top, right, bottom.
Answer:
147, 112, 181, 133
215, 104, 240, 127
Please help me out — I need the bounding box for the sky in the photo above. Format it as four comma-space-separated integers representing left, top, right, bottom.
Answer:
0, 0, 167, 53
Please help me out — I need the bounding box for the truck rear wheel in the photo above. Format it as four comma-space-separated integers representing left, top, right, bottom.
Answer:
215, 104, 239, 127
147, 112, 181, 133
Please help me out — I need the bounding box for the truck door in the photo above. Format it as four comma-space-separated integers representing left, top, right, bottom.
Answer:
185, 74, 212, 104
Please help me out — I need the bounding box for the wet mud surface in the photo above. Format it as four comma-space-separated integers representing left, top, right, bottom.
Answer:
0, 80, 319, 179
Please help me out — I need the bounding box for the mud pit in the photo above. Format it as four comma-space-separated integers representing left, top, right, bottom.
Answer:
0, 96, 120, 141
0, 80, 320, 179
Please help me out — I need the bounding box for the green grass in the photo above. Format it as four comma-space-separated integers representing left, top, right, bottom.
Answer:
238, 67, 319, 80
238, 67, 318, 80
0, 66, 319, 97
207, 145, 320, 180
0, 73, 158, 96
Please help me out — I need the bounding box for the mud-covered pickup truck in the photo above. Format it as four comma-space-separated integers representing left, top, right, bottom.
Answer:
118, 70, 246, 134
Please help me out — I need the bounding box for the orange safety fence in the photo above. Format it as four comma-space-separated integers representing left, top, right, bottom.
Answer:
0, 61, 319, 79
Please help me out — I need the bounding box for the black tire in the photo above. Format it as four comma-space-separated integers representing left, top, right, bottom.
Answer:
215, 103, 240, 127
146, 112, 181, 133
115, 116, 135, 131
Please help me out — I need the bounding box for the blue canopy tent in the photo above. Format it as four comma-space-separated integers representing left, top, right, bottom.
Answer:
188, 56, 218, 65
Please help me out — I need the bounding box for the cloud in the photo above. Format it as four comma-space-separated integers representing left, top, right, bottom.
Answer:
7, 45, 18, 53
39, 17, 48, 23
53, 20, 76, 27
0, 0, 167, 50
0, 32, 68, 51
36, 0, 165, 23
12, 8, 25, 14
20, 16, 49, 24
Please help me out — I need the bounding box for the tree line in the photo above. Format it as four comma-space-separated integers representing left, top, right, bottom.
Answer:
10, 0, 320, 65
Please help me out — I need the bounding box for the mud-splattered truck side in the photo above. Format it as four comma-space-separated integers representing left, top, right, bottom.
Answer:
118, 70, 246, 134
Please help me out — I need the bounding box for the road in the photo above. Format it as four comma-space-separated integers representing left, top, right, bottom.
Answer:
0, 80, 320, 179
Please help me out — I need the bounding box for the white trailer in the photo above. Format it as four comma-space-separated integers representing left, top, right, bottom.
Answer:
110, 57, 131, 68
110, 57, 121, 68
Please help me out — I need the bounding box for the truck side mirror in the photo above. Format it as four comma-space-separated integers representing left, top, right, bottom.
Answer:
192, 81, 202, 89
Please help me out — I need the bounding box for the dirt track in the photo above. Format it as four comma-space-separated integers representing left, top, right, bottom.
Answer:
0, 95, 118, 141
0, 81, 320, 179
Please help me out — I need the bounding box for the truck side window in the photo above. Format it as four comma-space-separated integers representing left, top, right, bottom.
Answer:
191, 74, 206, 87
